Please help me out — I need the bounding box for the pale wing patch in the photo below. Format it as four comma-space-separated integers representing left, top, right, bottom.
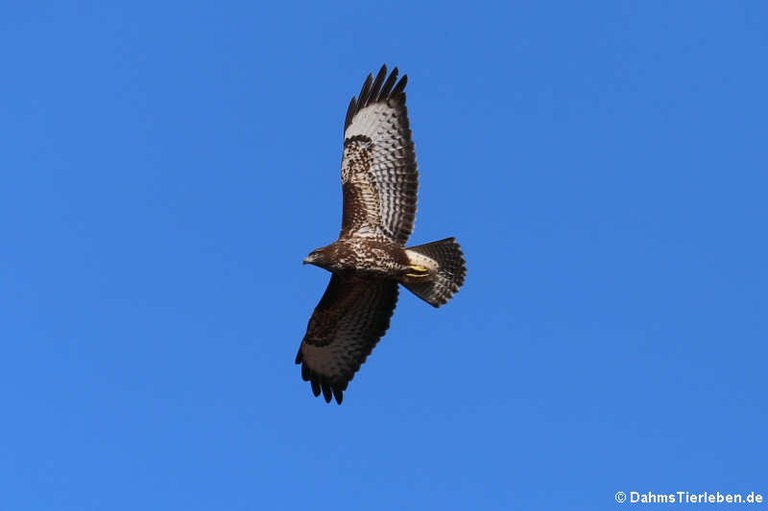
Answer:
299, 342, 354, 384
345, 103, 397, 140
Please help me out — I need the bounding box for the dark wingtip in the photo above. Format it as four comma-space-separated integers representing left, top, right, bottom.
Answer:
365, 65, 388, 107
297, 357, 347, 404
392, 72, 408, 97
311, 380, 321, 397
321, 383, 333, 403
344, 97, 357, 130
356, 72, 375, 110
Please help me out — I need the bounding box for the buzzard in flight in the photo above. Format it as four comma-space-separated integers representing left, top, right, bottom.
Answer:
296, 65, 466, 404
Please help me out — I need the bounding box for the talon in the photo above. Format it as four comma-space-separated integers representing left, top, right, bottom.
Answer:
406, 264, 430, 278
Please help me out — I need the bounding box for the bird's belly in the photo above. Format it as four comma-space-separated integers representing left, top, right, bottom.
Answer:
332, 241, 408, 277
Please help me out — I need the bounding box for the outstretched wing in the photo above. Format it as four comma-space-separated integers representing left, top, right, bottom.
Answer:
340, 65, 418, 245
296, 275, 399, 404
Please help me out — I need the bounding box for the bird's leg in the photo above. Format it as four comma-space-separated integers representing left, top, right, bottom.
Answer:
405, 264, 430, 278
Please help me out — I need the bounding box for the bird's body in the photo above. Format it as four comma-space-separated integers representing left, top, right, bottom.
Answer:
297, 66, 466, 404
305, 238, 409, 277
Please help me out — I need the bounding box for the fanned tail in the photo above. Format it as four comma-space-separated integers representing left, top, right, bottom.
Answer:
402, 237, 466, 307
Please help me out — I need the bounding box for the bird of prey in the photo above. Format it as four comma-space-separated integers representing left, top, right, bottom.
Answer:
296, 65, 466, 404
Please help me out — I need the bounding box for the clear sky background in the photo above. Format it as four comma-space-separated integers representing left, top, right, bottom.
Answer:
2, 2, 766, 509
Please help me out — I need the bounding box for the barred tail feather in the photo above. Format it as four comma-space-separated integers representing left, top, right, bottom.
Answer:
402, 237, 466, 307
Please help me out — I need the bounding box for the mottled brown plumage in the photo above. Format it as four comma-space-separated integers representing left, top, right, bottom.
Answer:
297, 66, 466, 404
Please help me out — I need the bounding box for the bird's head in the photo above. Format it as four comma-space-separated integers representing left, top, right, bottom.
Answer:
303, 246, 332, 269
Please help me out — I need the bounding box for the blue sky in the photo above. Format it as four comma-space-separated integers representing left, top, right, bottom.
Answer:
2, 1, 766, 509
